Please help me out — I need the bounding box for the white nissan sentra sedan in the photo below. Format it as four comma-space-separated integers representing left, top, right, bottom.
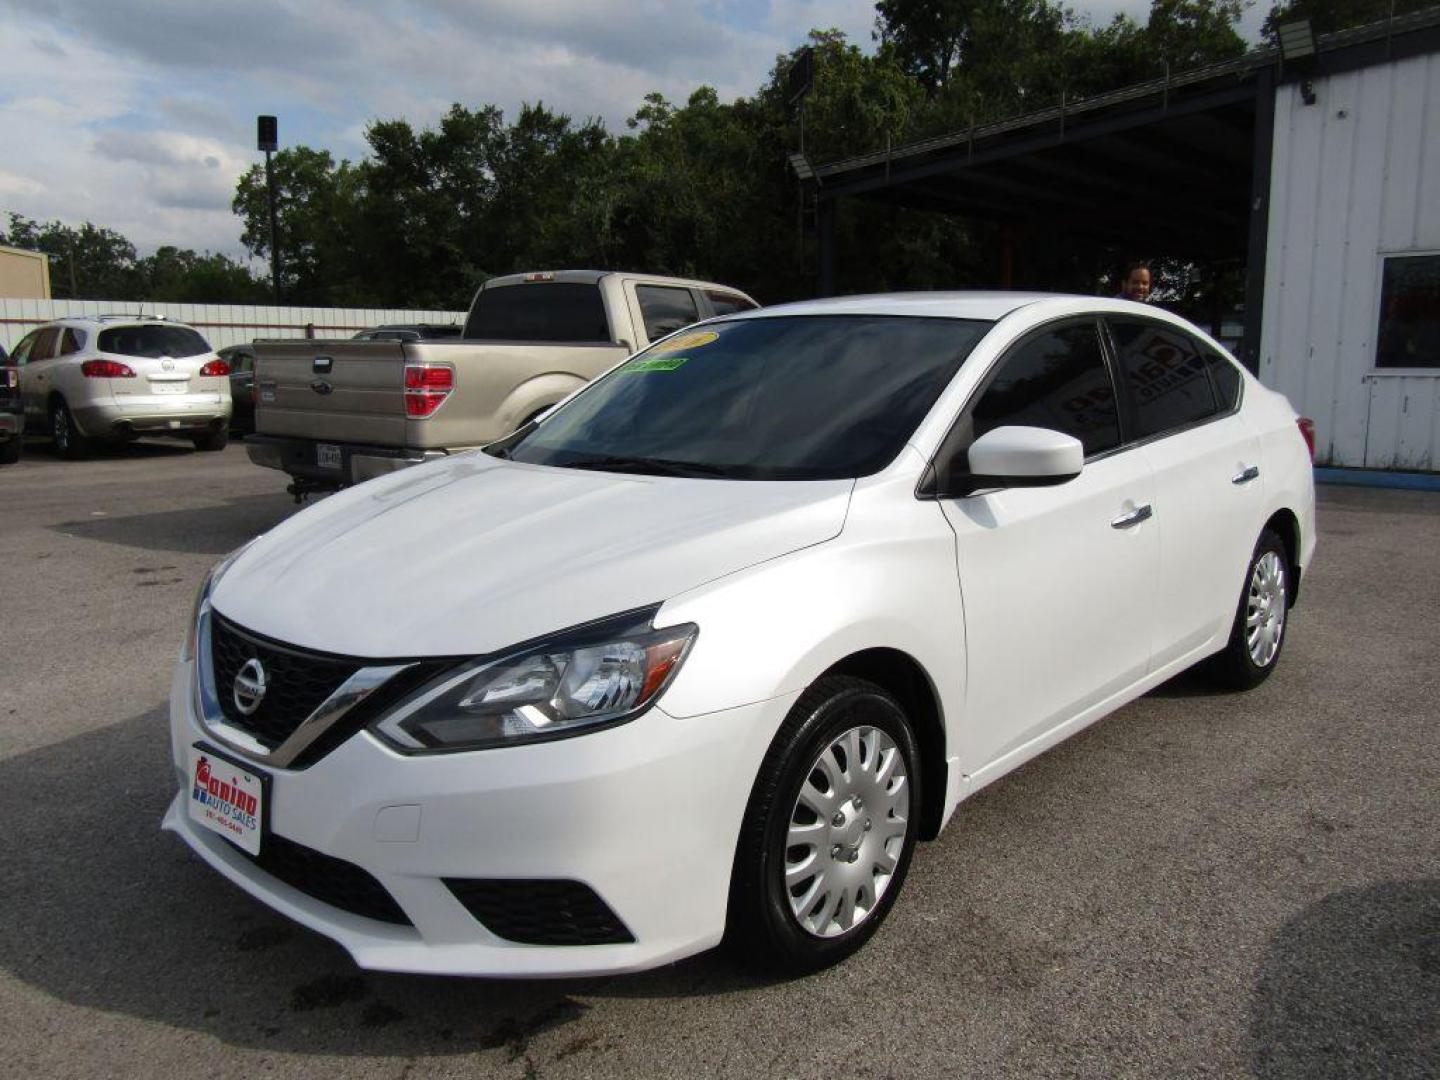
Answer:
164, 293, 1316, 977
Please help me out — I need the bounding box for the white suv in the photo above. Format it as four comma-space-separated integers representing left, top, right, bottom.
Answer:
9, 315, 232, 458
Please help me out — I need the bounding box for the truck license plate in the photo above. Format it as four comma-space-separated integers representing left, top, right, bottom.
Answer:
317, 443, 342, 470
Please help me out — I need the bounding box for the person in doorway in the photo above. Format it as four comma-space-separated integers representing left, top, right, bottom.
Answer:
1115, 261, 1153, 302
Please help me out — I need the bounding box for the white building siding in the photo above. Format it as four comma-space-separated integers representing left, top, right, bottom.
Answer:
0, 300, 464, 353
1259, 50, 1440, 470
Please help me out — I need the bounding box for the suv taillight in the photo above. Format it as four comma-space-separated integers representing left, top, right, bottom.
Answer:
1297, 417, 1316, 462
81, 359, 136, 378
3, 368, 16, 388
404, 364, 454, 418
199, 359, 231, 377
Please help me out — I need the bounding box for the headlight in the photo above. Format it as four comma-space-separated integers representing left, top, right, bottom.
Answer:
371, 608, 698, 753
181, 540, 256, 661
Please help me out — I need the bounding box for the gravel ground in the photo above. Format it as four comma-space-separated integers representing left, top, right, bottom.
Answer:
0, 439, 1435, 1080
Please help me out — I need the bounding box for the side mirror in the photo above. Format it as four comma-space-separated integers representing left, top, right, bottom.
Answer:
942, 425, 1084, 497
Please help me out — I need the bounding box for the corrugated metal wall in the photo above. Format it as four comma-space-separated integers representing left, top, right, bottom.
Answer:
0, 300, 465, 353
1258, 50, 1440, 470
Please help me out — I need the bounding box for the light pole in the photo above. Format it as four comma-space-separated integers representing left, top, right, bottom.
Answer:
257, 115, 281, 302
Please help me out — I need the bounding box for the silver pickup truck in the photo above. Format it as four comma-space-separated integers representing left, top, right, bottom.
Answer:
246, 270, 758, 496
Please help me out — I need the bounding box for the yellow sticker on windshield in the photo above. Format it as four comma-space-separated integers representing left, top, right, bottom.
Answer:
623, 356, 688, 373
653, 330, 717, 354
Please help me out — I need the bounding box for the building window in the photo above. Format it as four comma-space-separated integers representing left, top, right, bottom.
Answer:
1376, 254, 1440, 370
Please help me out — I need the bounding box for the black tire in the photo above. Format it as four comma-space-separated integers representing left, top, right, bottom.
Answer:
50, 399, 91, 460
727, 675, 922, 974
192, 429, 229, 452
0, 436, 19, 465
1204, 528, 1291, 690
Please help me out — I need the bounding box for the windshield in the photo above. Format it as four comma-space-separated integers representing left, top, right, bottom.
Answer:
492, 314, 992, 480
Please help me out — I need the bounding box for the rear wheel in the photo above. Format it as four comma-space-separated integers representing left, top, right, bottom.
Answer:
1205, 528, 1290, 690
51, 399, 91, 460
727, 676, 921, 973
0, 436, 19, 464
192, 429, 229, 452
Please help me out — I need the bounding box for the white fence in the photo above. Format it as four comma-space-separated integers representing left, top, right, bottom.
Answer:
0, 299, 466, 353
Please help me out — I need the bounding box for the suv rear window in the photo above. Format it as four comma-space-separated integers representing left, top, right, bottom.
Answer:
98, 325, 211, 358
464, 283, 609, 342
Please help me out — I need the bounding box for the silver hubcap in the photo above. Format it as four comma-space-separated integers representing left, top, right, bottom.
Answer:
1246, 551, 1287, 667
784, 725, 909, 938
53, 409, 68, 449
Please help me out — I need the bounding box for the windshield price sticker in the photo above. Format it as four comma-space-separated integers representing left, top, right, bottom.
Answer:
623, 356, 689, 373
186, 746, 264, 855
652, 330, 718, 354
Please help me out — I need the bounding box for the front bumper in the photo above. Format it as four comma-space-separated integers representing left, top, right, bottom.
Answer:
246, 434, 444, 488
164, 656, 793, 977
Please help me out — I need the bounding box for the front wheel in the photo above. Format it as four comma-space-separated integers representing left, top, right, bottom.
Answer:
727, 676, 921, 973
1204, 528, 1291, 690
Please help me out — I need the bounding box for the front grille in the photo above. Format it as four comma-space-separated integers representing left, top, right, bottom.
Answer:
210, 615, 360, 749
243, 833, 411, 926
444, 879, 635, 945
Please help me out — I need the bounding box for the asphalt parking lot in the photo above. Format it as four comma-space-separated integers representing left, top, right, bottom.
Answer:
0, 438, 1436, 1080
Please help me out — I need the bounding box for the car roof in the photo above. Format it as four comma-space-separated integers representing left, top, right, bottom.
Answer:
726, 291, 1163, 322
41, 315, 200, 331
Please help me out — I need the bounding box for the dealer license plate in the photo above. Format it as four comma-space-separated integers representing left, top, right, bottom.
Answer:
316, 442, 342, 470
186, 745, 265, 856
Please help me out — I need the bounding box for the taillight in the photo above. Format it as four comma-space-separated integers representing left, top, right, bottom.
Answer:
81, 359, 136, 378
1297, 417, 1316, 462
199, 359, 231, 377
404, 364, 454, 418
3, 368, 16, 388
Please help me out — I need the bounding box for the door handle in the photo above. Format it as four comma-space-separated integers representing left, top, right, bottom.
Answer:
1232, 465, 1260, 485
1111, 504, 1153, 529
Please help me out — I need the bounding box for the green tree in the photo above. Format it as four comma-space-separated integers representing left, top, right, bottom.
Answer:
2, 214, 139, 299
1262, 0, 1430, 42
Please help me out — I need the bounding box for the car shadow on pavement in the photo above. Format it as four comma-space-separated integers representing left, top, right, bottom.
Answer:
51, 493, 296, 557
1250, 880, 1440, 1078
0, 707, 778, 1059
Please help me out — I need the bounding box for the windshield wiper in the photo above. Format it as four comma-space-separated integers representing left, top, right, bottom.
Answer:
561, 455, 734, 478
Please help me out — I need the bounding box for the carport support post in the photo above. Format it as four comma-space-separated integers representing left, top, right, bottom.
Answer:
1241, 66, 1276, 374
817, 194, 835, 298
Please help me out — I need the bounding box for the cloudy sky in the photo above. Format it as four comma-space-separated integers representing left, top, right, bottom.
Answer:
0, 0, 1267, 262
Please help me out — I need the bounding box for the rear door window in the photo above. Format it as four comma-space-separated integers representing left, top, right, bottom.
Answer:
636, 285, 700, 340
969, 321, 1121, 457
465, 283, 610, 342
1107, 317, 1218, 438
98, 325, 211, 358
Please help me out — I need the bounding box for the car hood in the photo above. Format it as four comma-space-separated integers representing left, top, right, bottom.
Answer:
212, 454, 853, 658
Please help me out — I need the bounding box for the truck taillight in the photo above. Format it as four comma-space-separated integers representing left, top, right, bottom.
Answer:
404, 364, 454, 418
1297, 417, 1316, 462
199, 359, 231, 377
81, 359, 136, 378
